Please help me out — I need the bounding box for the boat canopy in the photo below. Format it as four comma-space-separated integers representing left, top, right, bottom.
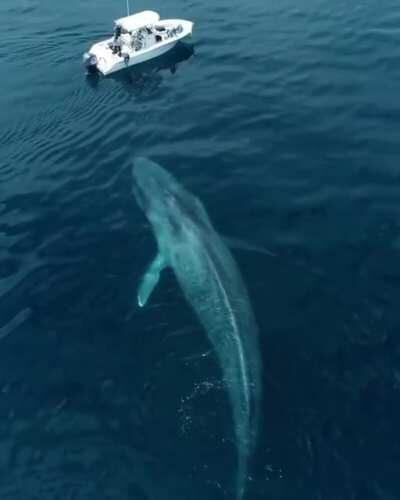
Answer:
114, 10, 160, 32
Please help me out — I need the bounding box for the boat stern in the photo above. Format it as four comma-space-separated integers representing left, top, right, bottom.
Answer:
83, 39, 116, 75
83, 51, 98, 73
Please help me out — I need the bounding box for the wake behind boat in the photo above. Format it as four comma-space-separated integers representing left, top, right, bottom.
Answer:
83, 10, 193, 75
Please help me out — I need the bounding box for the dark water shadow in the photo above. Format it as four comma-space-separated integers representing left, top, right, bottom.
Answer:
86, 43, 195, 96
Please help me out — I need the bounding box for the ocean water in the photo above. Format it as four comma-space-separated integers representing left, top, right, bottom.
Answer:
1, 0, 400, 498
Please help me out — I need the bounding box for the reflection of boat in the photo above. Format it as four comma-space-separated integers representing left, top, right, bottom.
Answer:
83, 10, 193, 76
86, 43, 195, 94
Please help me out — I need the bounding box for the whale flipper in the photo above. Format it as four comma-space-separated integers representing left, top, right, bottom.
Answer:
138, 253, 166, 307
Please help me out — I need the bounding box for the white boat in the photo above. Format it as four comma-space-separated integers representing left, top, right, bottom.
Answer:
83, 10, 193, 75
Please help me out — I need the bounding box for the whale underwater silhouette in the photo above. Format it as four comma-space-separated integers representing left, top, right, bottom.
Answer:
132, 157, 262, 500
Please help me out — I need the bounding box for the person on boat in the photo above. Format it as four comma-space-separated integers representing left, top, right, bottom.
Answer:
115, 38, 122, 56
111, 24, 122, 56
114, 24, 122, 41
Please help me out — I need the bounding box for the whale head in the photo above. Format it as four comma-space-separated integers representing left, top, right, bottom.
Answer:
132, 157, 211, 239
132, 157, 178, 215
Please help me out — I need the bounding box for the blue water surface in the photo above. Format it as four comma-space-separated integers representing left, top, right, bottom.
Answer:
1, 0, 400, 498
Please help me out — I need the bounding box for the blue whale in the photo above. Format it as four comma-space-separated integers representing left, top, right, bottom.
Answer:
132, 157, 262, 499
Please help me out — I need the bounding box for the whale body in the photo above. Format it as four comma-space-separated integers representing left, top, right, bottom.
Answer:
132, 157, 262, 499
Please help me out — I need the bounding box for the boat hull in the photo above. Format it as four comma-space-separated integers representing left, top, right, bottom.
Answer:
84, 18, 193, 76
101, 40, 178, 75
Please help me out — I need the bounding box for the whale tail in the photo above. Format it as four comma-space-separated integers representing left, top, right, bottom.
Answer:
235, 404, 260, 500
236, 440, 251, 500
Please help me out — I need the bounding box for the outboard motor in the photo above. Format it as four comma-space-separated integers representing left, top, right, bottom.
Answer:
83, 52, 98, 73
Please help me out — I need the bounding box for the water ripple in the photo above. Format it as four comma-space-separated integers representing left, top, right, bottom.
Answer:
1, 0, 400, 498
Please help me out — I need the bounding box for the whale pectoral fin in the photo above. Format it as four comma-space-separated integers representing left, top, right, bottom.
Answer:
138, 253, 166, 308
